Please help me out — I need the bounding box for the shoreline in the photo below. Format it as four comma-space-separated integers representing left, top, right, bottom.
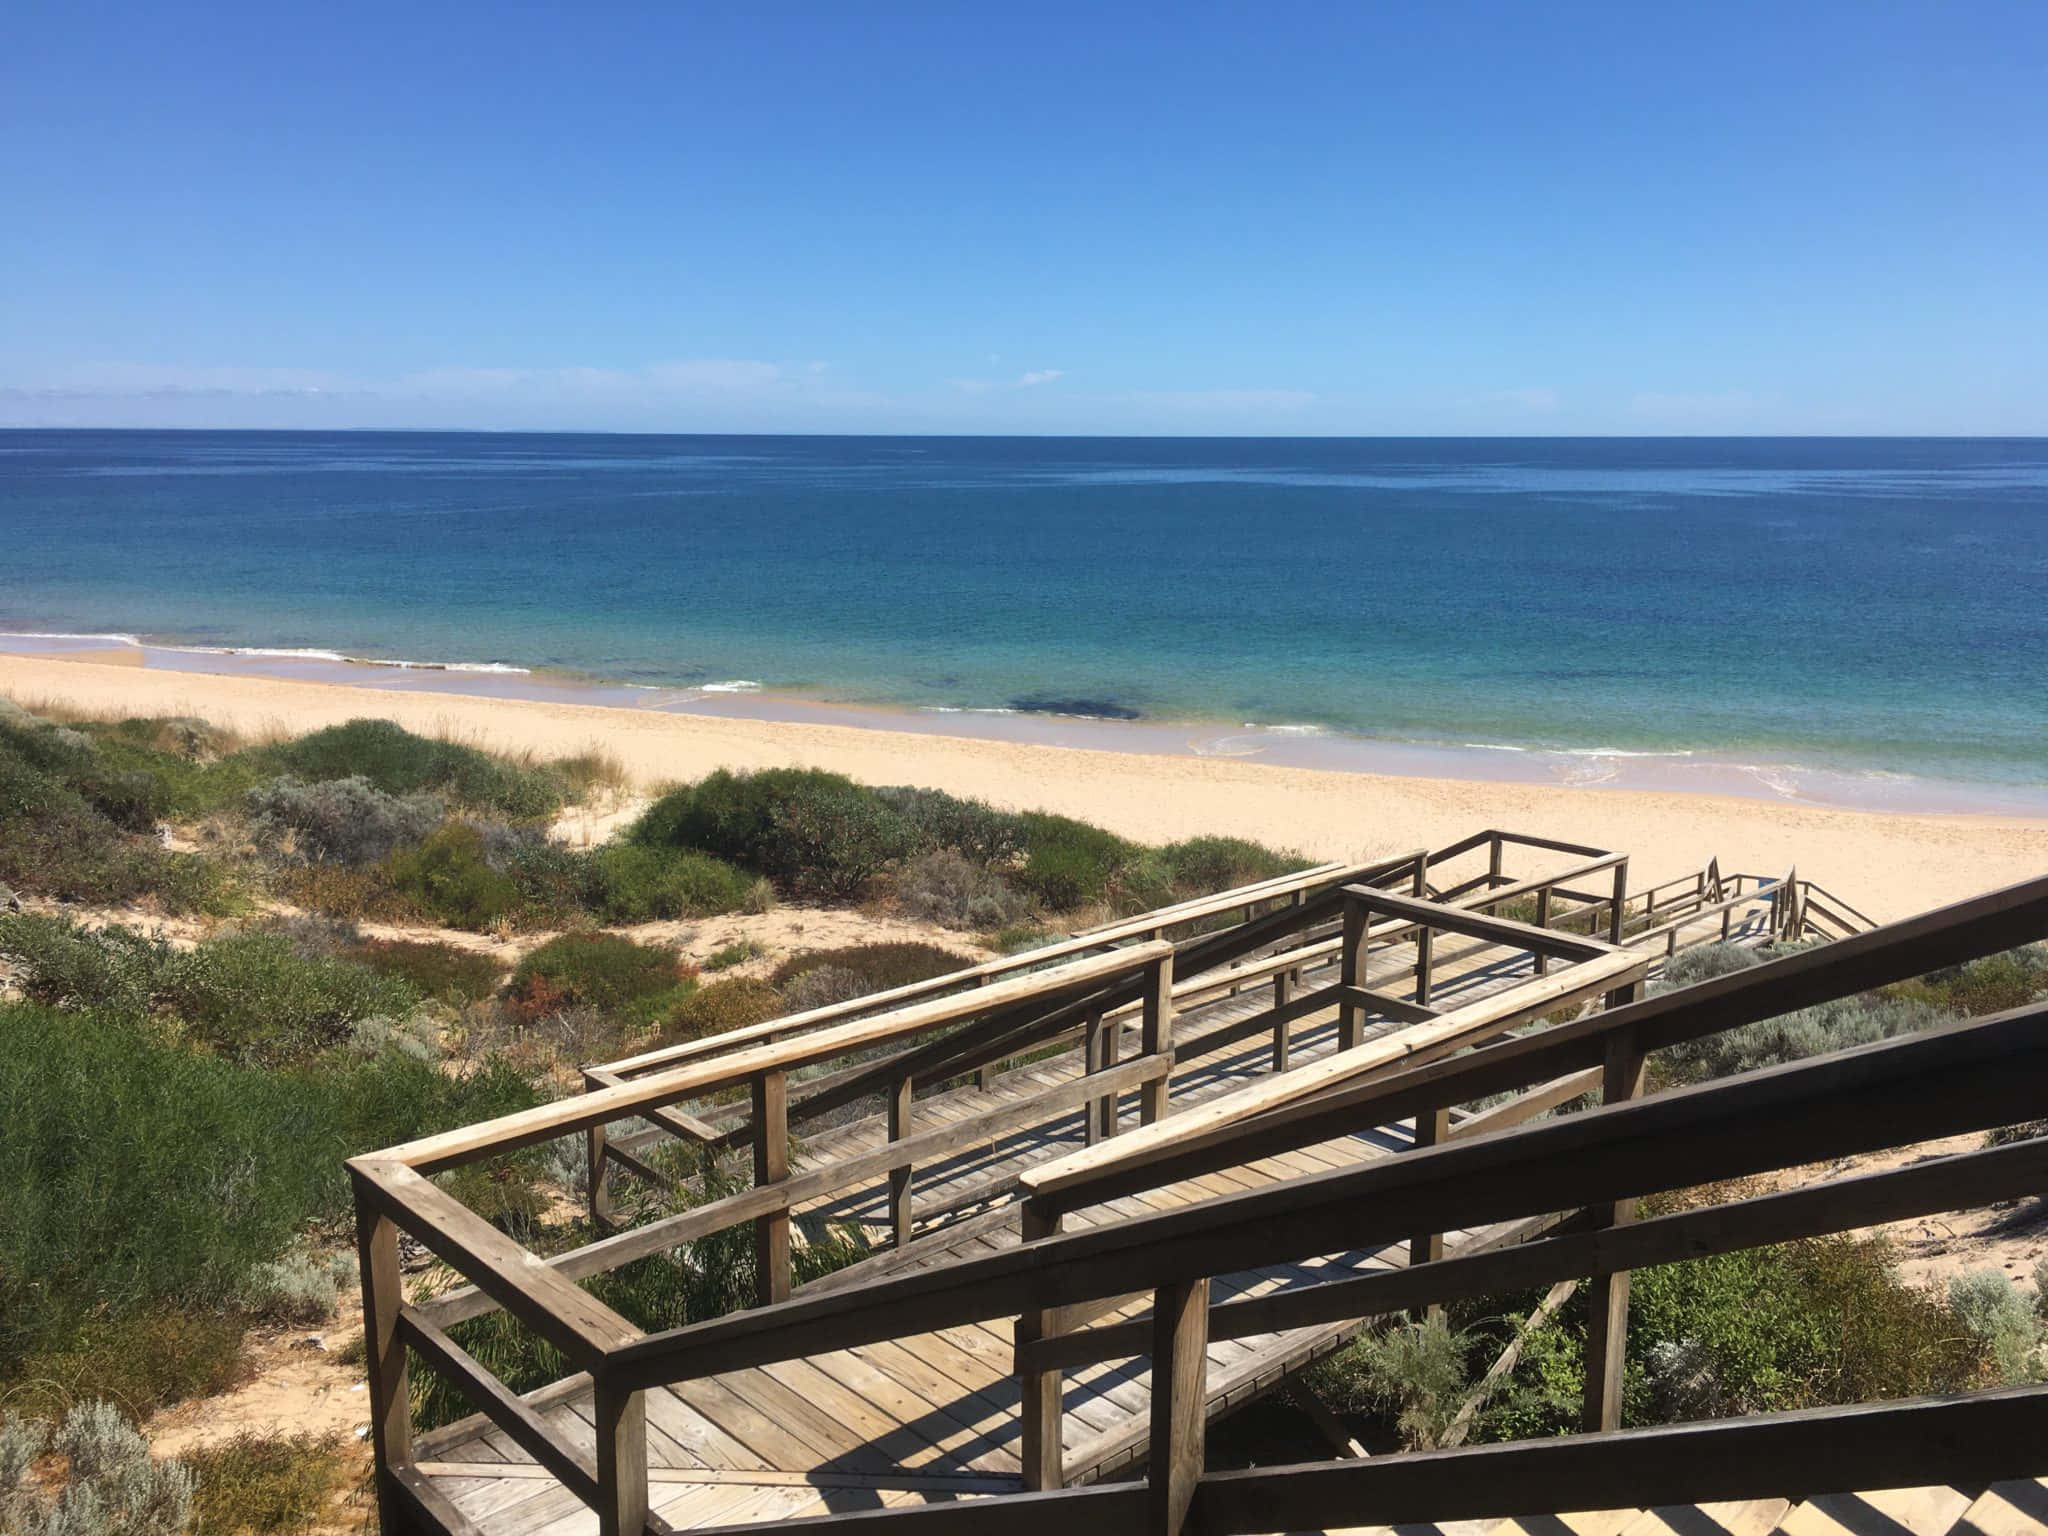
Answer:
5, 629, 2045, 819
5, 648, 2048, 924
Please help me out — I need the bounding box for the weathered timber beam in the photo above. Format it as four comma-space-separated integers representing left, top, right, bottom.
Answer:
1188, 1387, 2048, 1534
1046, 870, 2048, 1204
369, 941, 1173, 1173
417, 1053, 1170, 1331
396, 1309, 601, 1507
601, 1005, 2048, 1390
1019, 1130, 2048, 1372
1344, 885, 1615, 960
348, 1161, 639, 1367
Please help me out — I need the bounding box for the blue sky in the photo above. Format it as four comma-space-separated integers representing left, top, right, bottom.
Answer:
4, 2, 2044, 434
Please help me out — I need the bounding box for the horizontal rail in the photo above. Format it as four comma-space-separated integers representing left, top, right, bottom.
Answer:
421, 1050, 1173, 1331
1037, 870, 2048, 1209
1018, 949, 1650, 1205
371, 940, 1173, 1173
1344, 885, 1616, 961
604, 860, 1371, 1080
397, 1310, 601, 1507
1021, 1131, 2048, 1372
602, 981, 2044, 1393
349, 1161, 639, 1367
1185, 1388, 2048, 1535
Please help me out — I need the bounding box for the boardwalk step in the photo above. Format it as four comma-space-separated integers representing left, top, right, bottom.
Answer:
1775, 1487, 1973, 1536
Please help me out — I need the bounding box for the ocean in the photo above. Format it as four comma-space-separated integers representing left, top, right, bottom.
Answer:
2, 431, 2045, 803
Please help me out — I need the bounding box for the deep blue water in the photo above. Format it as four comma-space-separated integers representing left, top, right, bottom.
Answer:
2, 431, 2045, 785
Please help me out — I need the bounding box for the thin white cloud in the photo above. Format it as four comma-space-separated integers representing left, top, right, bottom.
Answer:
1016, 369, 1064, 387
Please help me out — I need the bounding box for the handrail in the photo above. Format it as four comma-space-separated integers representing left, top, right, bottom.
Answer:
370, 940, 1173, 1174
1022, 870, 2048, 1215
1015, 948, 1650, 1204
601, 859, 1366, 1080
602, 1000, 2048, 1390
358, 831, 1996, 1536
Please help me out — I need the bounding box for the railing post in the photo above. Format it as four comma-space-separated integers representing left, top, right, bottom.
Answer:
888, 1071, 914, 1248
1534, 886, 1553, 976
582, 1069, 613, 1231
1415, 922, 1435, 1006
1082, 1012, 1105, 1148
1140, 952, 1175, 1126
1018, 1200, 1065, 1491
1582, 1012, 1645, 1432
976, 974, 996, 1090
1609, 857, 1629, 944
1094, 1011, 1122, 1141
591, 1376, 649, 1536
1409, 1103, 1448, 1291
351, 1174, 413, 1535
1148, 1277, 1210, 1536
1338, 889, 1367, 1051
1488, 832, 1504, 889
1785, 866, 1803, 939
752, 1068, 790, 1306
1271, 966, 1294, 1072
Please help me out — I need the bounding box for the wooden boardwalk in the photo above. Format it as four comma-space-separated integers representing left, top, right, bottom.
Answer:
353, 835, 1920, 1536
411, 939, 1524, 1530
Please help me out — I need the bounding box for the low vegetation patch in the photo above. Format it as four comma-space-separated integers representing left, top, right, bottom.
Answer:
655, 977, 785, 1046
1306, 1201, 1991, 1449
338, 936, 504, 1001
506, 932, 696, 1024
631, 768, 1306, 915
183, 1432, 355, 1536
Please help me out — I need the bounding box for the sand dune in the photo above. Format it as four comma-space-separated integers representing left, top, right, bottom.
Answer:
5, 651, 2045, 923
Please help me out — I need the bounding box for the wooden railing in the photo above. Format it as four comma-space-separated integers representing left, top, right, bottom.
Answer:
349, 834, 1974, 1536
585, 872, 2048, 1534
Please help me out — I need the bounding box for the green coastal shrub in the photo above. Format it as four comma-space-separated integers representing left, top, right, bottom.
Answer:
1150, 835, 1309, 895
0, 1001, 538, 1395
183, 1432, 355, 1536
0, 916, 423, 1068
340, 937, 505, 1002
897, 849, 1031, 930
1014, 812, 1138, 910
656, 977, 785, 1046
632, 768, 918, 898
384, 822, 522, 929
0, 914, 173, 1015
1651, 942, 1949, 1085
585, 842, 753, 922
769, 941, 972, 997
0, 1401, 195, 1536
263, 717, 568, 819
1312, 1182, 1989, 1450
157, 932, 424, 1067
1949, 1268, 2046, 1384
1885, 946, 2048, 1018
506, 932, 695, 1021
0, 727, 233, 913
872, 786, 1029, 865
246, 774, 443, 864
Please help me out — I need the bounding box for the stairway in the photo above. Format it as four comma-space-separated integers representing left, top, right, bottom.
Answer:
1357, 1477, 2048, 1536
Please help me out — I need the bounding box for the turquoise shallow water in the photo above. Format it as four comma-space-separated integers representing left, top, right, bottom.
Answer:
1, 431, 2045, 787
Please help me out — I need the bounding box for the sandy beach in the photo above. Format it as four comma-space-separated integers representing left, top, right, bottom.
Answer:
6, 649, 2047, 923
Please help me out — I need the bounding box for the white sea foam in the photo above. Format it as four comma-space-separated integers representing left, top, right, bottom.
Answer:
699, 680, 763, 694
1464, 742, 1530, 753
1, 629, 146, 646
1247, 723, 1326, 736
1553, 746, 1696, 759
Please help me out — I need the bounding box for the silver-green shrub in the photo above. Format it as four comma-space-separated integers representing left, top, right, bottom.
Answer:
1949, 1268, 2045, 1385
246, 774, 443, 865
